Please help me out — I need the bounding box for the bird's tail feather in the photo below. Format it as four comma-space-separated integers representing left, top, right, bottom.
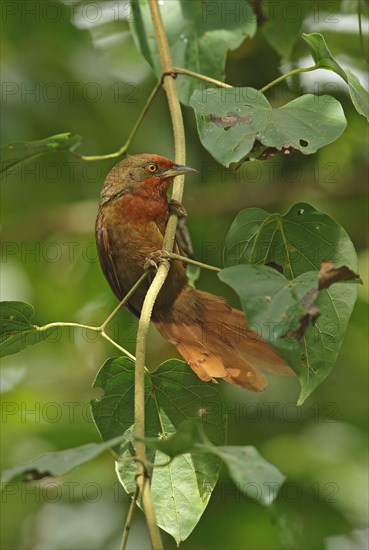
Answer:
154, 287, 294, 391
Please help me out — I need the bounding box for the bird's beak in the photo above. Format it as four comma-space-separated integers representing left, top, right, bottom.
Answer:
161, 163, 198, 178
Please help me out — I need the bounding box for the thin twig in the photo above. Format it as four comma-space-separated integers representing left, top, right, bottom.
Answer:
121, 485, 140, 550
36, 320, 136, 361
101, 272, 149, 330
76, 80, 163, 161
101, 333, 136, 361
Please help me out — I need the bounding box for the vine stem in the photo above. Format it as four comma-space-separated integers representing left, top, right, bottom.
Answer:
358, 0, 368, 63
131, 0, 188, 548
121, 485, 139, 550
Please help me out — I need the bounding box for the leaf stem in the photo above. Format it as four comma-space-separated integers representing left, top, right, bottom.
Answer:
101, 272, 149, 330
164, 251, 221, 272
101, 333, 136, 361
150, 383, 167, 438
259, 65, 318, 93
37, 321, 100, 332
35, 275, 151, 361
121, 485, 139, 550
36, 321, 136, 361
167, 67, 233, 88
76, 80, 163, 161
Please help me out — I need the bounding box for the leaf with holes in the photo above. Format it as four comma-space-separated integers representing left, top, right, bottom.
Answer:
0, 133, 81, 175
219, 262, 359, 355
91, 358, 226, 544
222, 203, 358, 403
218, 265, 320, 351
129, 0, 256, 105
0, 302, 56, 358
190, 89, 346, 167
302, 33, 369, 121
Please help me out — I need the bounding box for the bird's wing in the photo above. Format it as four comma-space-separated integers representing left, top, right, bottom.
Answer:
175, 218, 195, 259
95, 222, 126, 301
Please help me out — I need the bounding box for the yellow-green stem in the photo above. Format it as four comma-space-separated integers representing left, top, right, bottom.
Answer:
260, 65, 318, 93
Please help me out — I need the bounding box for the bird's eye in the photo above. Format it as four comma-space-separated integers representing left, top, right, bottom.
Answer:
147, 163, 158, 173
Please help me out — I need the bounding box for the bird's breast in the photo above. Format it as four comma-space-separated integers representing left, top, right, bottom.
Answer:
96, 192, 188, 319
120, 191, 169, 225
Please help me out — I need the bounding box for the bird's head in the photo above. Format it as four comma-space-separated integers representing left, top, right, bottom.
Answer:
101, 154, 197, 203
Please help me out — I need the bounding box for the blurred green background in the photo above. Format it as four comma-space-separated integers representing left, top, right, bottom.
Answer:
1, 1, 368, 549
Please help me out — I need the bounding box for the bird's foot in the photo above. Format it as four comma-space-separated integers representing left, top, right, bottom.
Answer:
168, 199, 187, 218
143, 250, 170, 272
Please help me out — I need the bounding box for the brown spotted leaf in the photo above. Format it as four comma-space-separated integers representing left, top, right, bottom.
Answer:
190, 89, 347, 167
222, 203, 359, 404
318, 260, 361, 290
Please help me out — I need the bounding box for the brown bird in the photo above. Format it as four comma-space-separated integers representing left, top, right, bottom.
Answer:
95, 154, 293, 391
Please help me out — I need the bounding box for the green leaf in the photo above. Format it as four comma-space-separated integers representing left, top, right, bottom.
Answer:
190, 89, 347, 167
302, 32, 347, 79
342, 68, 369, 120
90, 356, 136, 450
215, 446, 285, 506
222, 203, 358, 403
1, 435, 126, 483
91, 358, 227, 544
0, 302, 56, 358
218, 265, 320, 350
130, 0, 256, 105
59, 0, 151, 84
142, 420, 285, 507
0, 133, 81, 175
261, 0, 310, 59
218, 262, 359, 354
302, 33, 369, 121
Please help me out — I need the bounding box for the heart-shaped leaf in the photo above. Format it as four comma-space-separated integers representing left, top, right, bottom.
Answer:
190, 89, 346, 167
218, 265, 320, 349
219, 262, 359, 354
91, 358, 226, 544
222, 203, 358, 403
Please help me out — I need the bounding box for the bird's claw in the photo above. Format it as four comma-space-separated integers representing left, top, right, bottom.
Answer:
144, 250, 170, 272
169, 199, 187, 218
